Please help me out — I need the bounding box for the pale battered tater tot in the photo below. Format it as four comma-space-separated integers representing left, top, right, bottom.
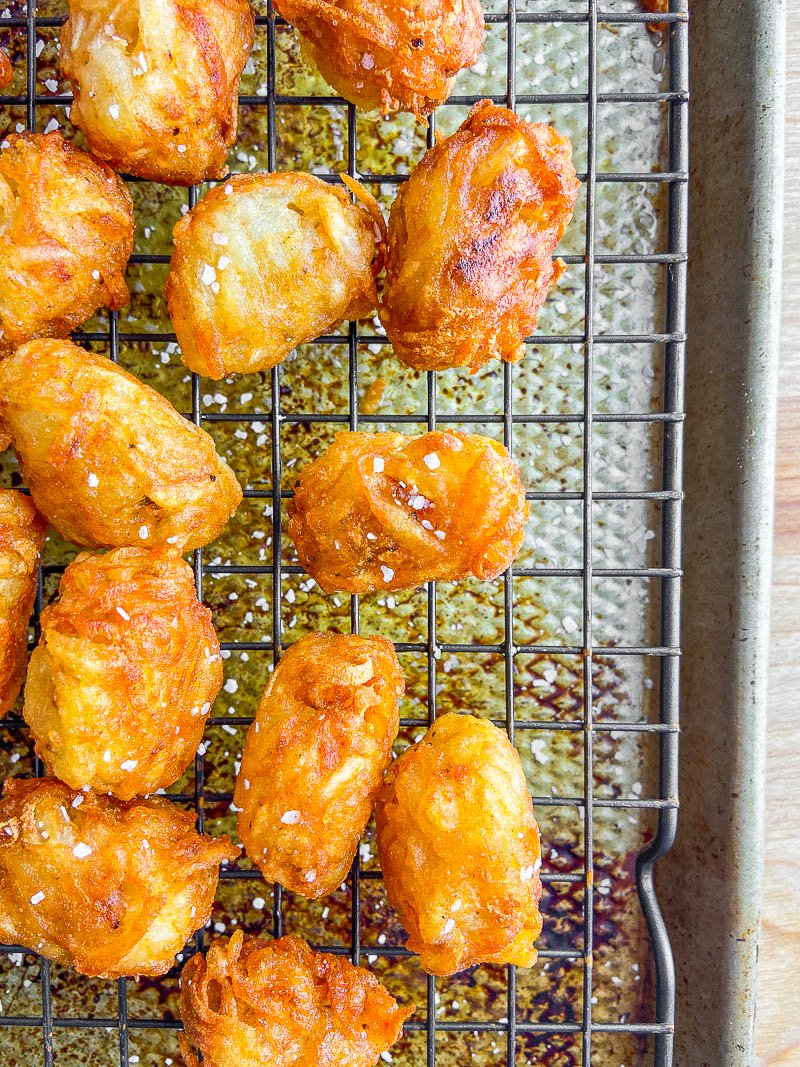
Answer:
179, 931, 413, 1067
0, 777, 239, 978
60, 0, 255, 185
0, 490, 46, 716
274, 0, 484, 120
0, 339, 242, 550
166, 172, 384, 378
375, 712, 543, 976
24, 547, 222, 800
0, 131, 133, 356
287, 430, 529, 594
380, 100, 580, 372
234, 631, 403, 897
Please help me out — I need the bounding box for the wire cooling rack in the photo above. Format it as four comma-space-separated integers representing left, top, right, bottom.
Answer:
0, 0, 688, 1064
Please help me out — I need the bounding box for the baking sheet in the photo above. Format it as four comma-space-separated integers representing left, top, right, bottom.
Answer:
0, 2, 681, 1064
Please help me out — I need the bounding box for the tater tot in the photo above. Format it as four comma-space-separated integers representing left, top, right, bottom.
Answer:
0, 490, 46, 716
375, 713, 543, 976
234, 631, 403, 897
379, 100, 580, 372
61, 0, 255, 185
166, 173, 383, 378
0, 339, 242, 550
0, 777, 239, 978
274, 0, 484, 120
0, 132, 133, 356
24, 547, 222, 800
179, 931, 413, 1067
287, 430, 529, 594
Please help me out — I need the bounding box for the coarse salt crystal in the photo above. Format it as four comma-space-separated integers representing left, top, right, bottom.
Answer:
87, 472, 99, 487
71, 795, 84, 808
442, 917, 456, 936
304, 869, 316, 882
201, 263, 216, 286
520, 865, 535, 882
138, 524, 149, 539
280, 810, 301, 824
108, 103, 120, 119
91, 269, 101, 282
223, 678, 238, 694
120, 759, 138, 772
177, 144, 186, 154
372, 456, 385, 473
73, 842, 92, 859
423, 452, 440, 470
380, 565, 394, 583
166, 535, 179, 544
30, 892, 45, 905
212, 232, 228, 245
366, 532, 377, 540
102, 749, 111, 762
217, 255, 230, 270
451, 899, 462, 912
361, 52, 374, 69
252, 896, 265, 910
116, 606, 130, 621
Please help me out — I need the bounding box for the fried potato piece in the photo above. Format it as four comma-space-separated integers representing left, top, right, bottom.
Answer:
24, 547, 222, 800
0, 132, 133, 357
234, 631, 403, 897
61, 0, 254, 185
166, 173, 383, 378
375, 712, 543, 976
0, 339, 242, 550
0, 777, 239, 978
287, 429, 529, 593
274, 0, 484, 120
0, 491, 46, 716
379, 99, 580, 372
179, 931, 413, 1067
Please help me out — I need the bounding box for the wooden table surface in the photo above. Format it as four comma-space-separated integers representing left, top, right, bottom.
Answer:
753, 8, 800, 1065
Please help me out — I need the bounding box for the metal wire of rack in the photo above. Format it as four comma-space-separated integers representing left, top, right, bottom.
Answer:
0, 0, 688, 1064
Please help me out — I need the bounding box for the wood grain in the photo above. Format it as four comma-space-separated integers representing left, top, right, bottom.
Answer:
753, 4, 800, 1064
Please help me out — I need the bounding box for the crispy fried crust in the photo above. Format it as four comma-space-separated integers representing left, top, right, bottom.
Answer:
0, 339, 242, 550
379, 100, 580, 372
234, 632, 403, 897
0, 777, 239, 978
0, 132, 133, 356
179, 931, 413, 1067
0, 490, 46, 716
166, 173, 383, 378
61, 0, 254, 185
0, 50, 11, 90
287, 429, 529, 593
641, 0, 668, 32
375, 713, 543, 976
24, 547, 222, 800
274, 0, 484, 119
